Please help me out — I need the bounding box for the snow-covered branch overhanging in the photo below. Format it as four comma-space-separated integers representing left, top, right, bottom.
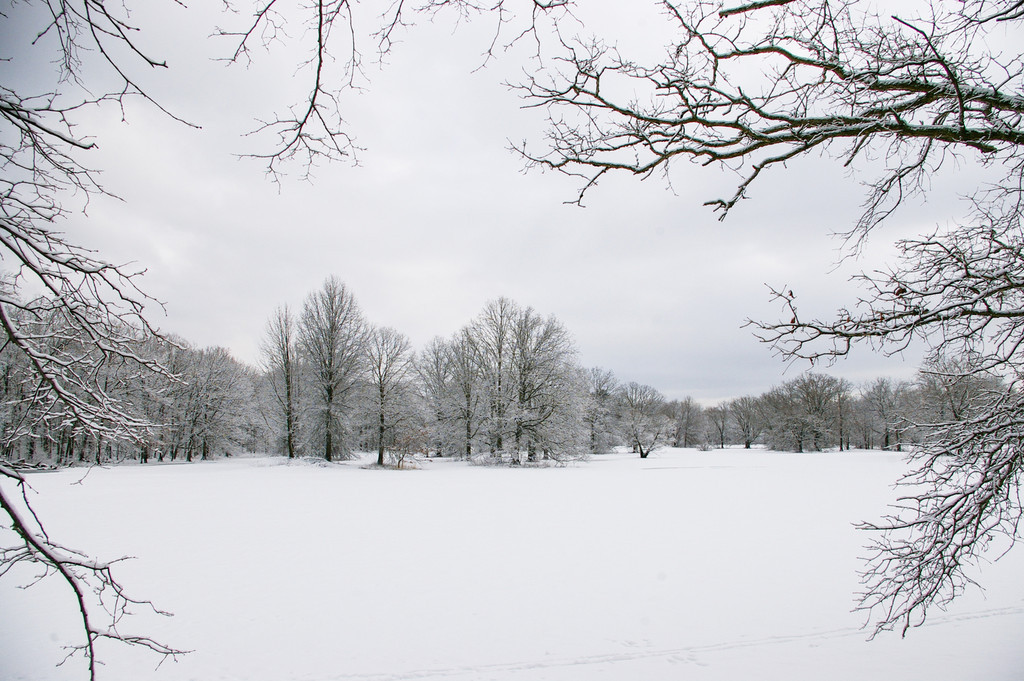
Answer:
517, 0, 1024, 222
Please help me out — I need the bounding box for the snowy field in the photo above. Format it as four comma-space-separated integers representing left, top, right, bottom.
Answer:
3, 448, 1023, 681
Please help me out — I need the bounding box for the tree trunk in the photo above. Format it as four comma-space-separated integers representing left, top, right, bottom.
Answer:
285, 356, 296, 459
324, 380, 334, 461
377, 408, 386, 466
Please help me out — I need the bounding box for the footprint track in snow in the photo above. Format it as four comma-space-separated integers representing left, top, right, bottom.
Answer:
314, 603, 1024, 681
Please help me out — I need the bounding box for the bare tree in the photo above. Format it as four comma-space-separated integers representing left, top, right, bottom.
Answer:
509, 307, 581, 460
833, 377, 855, 451
704, 404, 731, 449
760, 373, 845, 452
417, 337, 455, 456
415, 301, 588, 463
364, 326, 417, 466
195, 347, 253, 459
914, 354, 1003, 425
617, 381, 669, 458
862, 377, 911, 451
664, 396, 704, 448
446, 328, 489, 459
728, 396, 763, 449
532, 365, 591, 461
260, 305, 302, 458
584, 367, 619, 454
417, 330, 489, 459
298, 277, 367, 461
473, 297, 519, 456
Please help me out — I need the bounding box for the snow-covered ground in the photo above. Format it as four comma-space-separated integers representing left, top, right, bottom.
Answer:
3, 448, 1023, 681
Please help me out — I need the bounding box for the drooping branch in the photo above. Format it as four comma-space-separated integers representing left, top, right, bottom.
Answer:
0, 466, 189, 680
857, 386, 1024, 637
217, 0, 572, 177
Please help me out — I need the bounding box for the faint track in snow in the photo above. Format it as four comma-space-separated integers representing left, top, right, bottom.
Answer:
312, 603, 1024, 681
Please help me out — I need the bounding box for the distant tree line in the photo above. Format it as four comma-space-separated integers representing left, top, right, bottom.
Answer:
679, 354, 1004, 454
4, 276, 992, 466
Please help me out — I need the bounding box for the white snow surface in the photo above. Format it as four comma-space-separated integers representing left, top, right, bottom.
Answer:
3, 448, 1023, 681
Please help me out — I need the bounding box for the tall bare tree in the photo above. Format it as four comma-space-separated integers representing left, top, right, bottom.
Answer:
260, 305, 302, 458
445, 328, 489, 459
417, 333, 488, 459
760, 373, 845, 452
728, 395, 763, 449
473, 297, 519, 455
298, 277, 367, 461
509, 307, 580, 460
584, 367, 620, 454
365, 326, 417, 466
704, 403, 731, 449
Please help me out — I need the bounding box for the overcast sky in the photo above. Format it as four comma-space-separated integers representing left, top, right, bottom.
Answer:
30, 1, 980, 402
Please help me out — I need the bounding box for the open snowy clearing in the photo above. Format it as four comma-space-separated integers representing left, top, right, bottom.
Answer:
3, 448, 1023, 681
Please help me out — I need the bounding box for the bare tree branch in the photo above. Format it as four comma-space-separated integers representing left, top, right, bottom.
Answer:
215, 0, 572, 178
1, 466, 189, 680
517, 0, 1024, 229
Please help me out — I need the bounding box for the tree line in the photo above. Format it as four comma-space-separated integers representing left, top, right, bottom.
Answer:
5, 275, 992, 467
0, 319, 264, 466
679, 355, 1003, 454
